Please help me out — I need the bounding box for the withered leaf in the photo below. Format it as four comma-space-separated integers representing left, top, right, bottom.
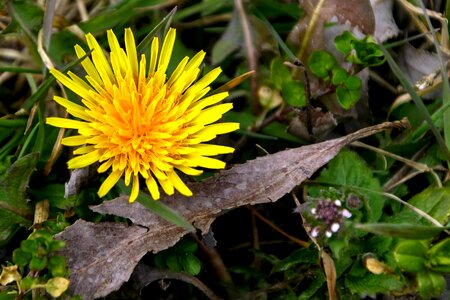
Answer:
57, 119, 408, 299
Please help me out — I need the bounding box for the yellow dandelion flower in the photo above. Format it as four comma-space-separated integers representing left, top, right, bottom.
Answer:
47, 28, 239, 202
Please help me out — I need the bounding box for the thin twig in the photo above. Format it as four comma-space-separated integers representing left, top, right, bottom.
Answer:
234, 0, 259, 112
247, 206, 309, 248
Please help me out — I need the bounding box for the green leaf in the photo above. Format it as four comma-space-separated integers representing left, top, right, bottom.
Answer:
0, 291, 17, 300
281, 80, 306, 107
272, 248, 319, 273
48, 240, 66, 252
344, 75, 362, 90
182, 254, 201, 276
48, 255, 67, 277
297, 270, 325, 300
391, 186, 450, 225
307, 50, 336, 78
331, 67, 348, 85
336, 86, 360, 109
177, 239, 197, 254
29, 256, 47, 271
417, 271, 446, 298
394, 240, 428, 272
12, 248, 31, 267
0, 153, 37, 246
355, 223, 449, 239
352, 39, 385, 66
345, 273, 403, 295
270, 57, 292, 90
20, 239, 38, 253
137, 192, 194, 232
166, 255, 182, 273
313, 150, 384, 222
428, 238, 450, 272
334, 31, 356, 54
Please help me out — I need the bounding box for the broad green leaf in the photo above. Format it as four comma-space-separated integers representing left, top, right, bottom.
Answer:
0, 291, 17, 300
344, 75, 362, 90
182, 254, 201, 276
271, 57, 292, 90
391, 186, 450, 225
12, 248, 31, 267
417, 271, 446, 298
298, 270, 326, 300
29, 256, 47, 271
312, 150, 384, 222
355, 223, 449, 239
334, 31, 356, 54
331, 67, 348, 85
394, 240, 428, 272
428, 238, 450, 272
272, 248, 318, 273
9, 0, 43, 42
0, 153, 37, 246
352, 39, 385, 66
336, 86, 360, 109
281, 80, 306, 107
345, 273, 403, 295
308, 50, 336, 78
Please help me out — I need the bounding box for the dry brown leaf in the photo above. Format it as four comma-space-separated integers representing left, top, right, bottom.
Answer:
321, 251, 337, 300
57, 119, 408, 299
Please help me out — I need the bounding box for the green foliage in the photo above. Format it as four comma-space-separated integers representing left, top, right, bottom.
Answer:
311, 150, 384, 223
155, 238, 201, 276
335, 32, 385, 66
270, 57, 306, 107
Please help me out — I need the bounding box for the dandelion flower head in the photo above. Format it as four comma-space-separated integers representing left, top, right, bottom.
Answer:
47, 28, 239, 202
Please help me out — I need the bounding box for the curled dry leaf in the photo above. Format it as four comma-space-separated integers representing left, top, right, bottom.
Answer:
57, 119, 408, 299
370, 0, 400, 43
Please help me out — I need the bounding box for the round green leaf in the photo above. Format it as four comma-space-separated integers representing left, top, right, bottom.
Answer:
48, 240, 65, 252
29, 256, 48, 271
336, 86, 360, 109
182, 254, 201, 276
417, 271, 446, 298
12, 248, 31, 267
344, 75, 362, 90
177, 239, 197, 254
20, 239, 38, 253
308, 50, 336, 78
49, 255, 67, 277
331, 67, 348, 85
270, 57, 292, 90
394, 240, 427, 273
166, 255, 182, 273
281, 81, 306, 107
334, 31, 356, 54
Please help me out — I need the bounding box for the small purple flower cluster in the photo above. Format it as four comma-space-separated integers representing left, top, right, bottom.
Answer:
310, 199, 352, 238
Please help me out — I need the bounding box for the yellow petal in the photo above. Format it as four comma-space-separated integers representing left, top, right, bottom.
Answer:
46, 117, 90, 129
75, 44, 102, 84
185, 67, 222, 96
129, 175, 140, 203
188, 103, 233, 126
192, 144, 235, 156
157, 28, 176, 74
98, 169, 123, 197
53, 96, 90, 120
98, 159, 113, 173
186, 155, 226, 169
61, 135, 88, 146
50, 69, 93, 101
146, 175, 160, 200
168, 171, 192, 196
67, 149, 100, 169
175, 165, 203, 176
125, 28, 138, 77
148, 37, 159, 75
159, 178, 174, 196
